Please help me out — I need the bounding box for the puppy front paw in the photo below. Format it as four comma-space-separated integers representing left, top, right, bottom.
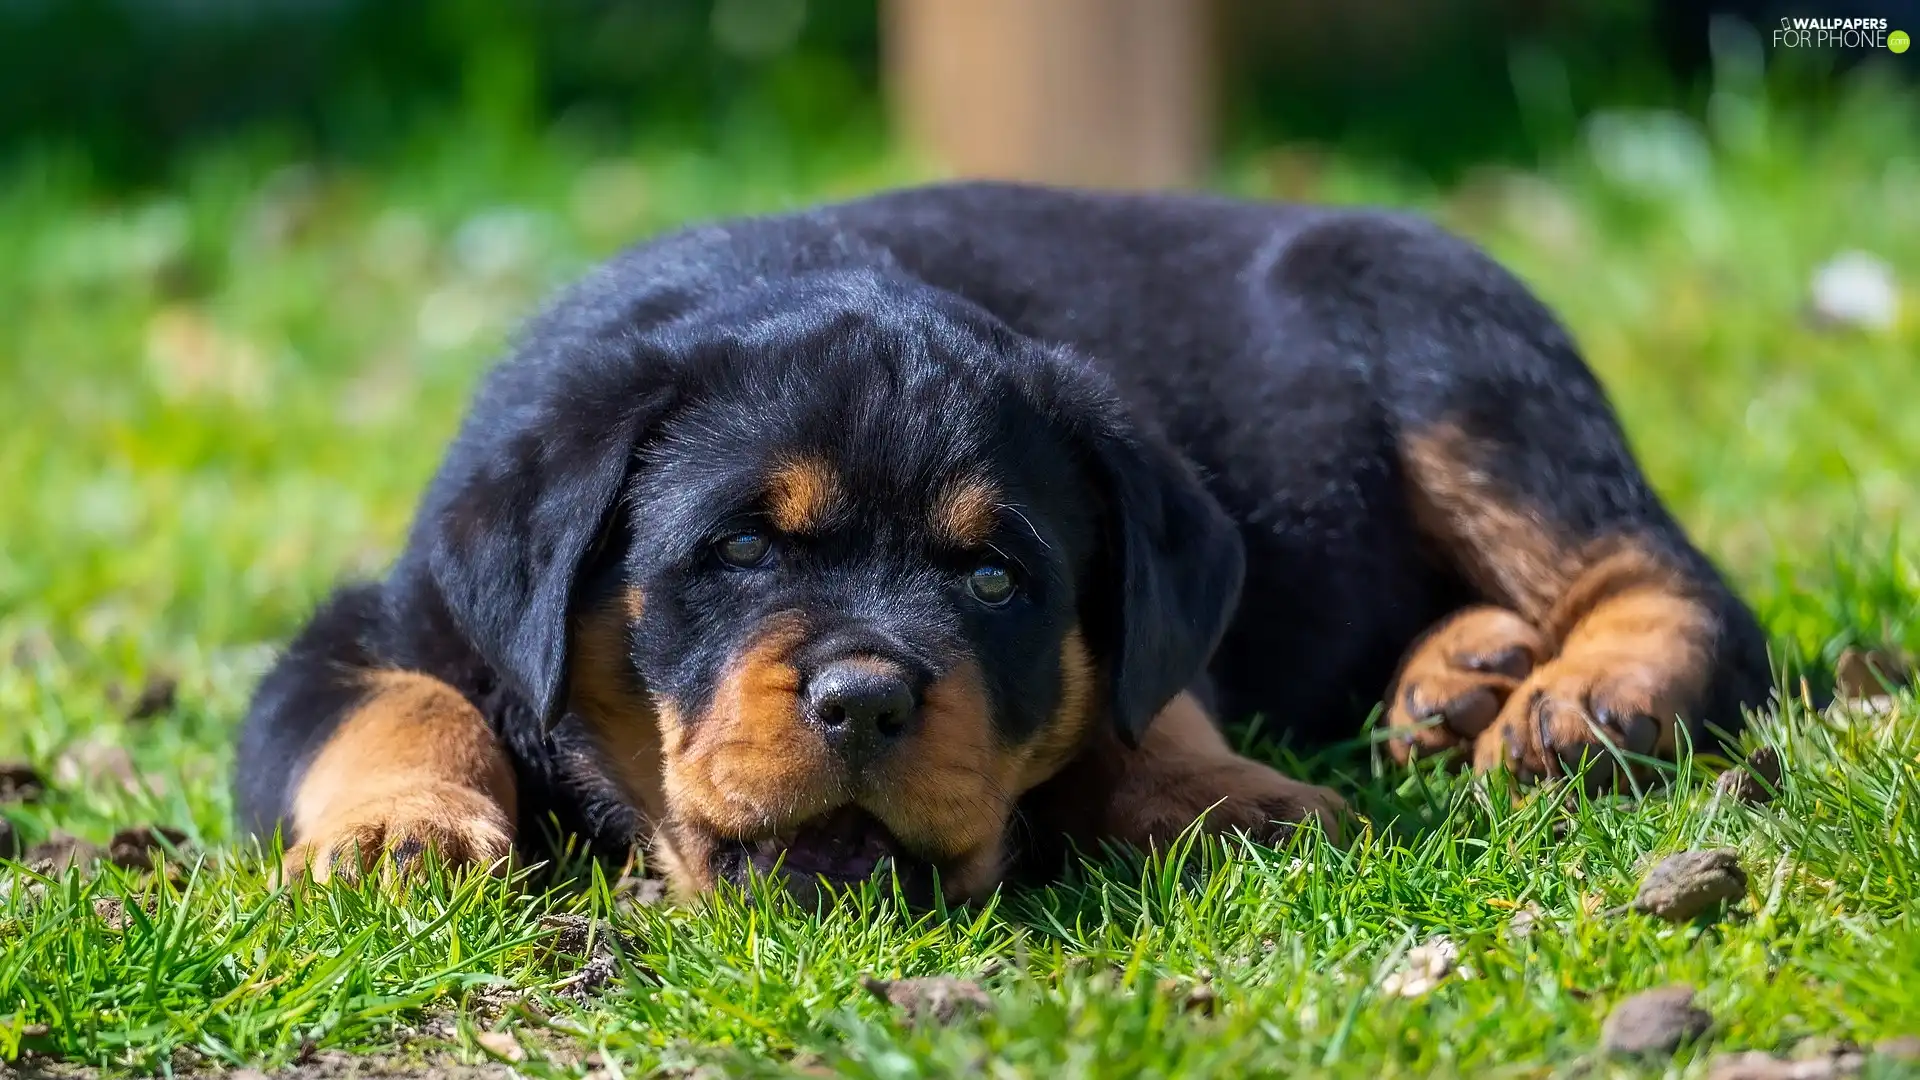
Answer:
1120, 761, 1347, 849
1471, 654, 1686, 793
1386, 606, 1545, 765
1214, 764, 1347, 846
282, 783, 513, 884
1468, 575, 1721, 794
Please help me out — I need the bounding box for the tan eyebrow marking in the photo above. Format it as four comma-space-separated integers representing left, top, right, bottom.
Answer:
765, 456, 843, 533
931, 473, 1001, 547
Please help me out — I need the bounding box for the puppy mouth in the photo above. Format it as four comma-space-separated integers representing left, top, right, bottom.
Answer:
723, 806, 936, 895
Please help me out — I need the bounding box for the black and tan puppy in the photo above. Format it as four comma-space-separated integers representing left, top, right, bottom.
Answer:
235, 182, 1773, 902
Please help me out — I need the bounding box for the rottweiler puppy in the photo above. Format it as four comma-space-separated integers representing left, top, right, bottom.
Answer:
235, 182, 1773, 902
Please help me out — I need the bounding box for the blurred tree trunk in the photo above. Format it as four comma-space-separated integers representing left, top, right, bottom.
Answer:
884, 0, 1212, 189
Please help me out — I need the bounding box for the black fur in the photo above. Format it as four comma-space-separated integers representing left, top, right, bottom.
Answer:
235, 181, 1773, 874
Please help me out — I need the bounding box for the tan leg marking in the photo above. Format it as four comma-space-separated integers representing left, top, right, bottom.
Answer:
286, 671, 515, 882
1046, 692, 1344, 852
1402, 424, 1721, 788
1402, 425, 1573, 622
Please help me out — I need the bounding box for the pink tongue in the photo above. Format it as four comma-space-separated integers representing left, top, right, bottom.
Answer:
754, 809, 898, 880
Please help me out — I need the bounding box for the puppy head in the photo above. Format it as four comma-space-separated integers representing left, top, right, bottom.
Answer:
425, 271, 1243, 902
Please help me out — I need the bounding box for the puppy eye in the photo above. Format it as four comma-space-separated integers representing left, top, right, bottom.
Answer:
714, 530, 773, 569
965, 561, 1017, 607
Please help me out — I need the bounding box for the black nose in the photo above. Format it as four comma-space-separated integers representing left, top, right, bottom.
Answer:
804, 661, 918, 757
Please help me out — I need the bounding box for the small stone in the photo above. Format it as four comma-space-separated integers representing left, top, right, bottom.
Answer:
0, 874, 47, 905
1809, 251, 1899, 332
1706, 1051, 1777, 1079
1632, 849, 1748, 922
310, 1049, 360, 1072
108, 826, 190, 871
0, 763, 45, 804
1790, 1036, 1860, 1061
475, 1030, 525, 1063
1876, 1036, 1920, 1061
862, 975, 991, 1024
1718, 747, 1784, 805
1825, 688, 1898, 721
1380, 937, 1458, 998
468, 984, 526, 1025
169, 1044, 208, 1073
1704, 1039, 1866, 1079
124, 673, 179, 721
92, 896, 133, 931
542, 914, 627, 1001
1601, 985, 1713, 1056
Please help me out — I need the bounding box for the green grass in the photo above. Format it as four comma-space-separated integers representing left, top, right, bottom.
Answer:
4, 78, 1920, 1077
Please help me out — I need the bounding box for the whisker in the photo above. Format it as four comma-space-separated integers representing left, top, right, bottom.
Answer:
997, 502, 1052, 551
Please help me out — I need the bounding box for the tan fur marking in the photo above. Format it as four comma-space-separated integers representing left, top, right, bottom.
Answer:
869, 657, 1006, 883
649, 809, 715, 902
658, 618, 839, 841
840, 655, 905, 680
1014, 626, 1100, 792
948, 627, 1099, 898
287, 671, 515, 881
567, 592, 665, 824
931, 474, 1001, 547
651, 624, 1104, 902
871, 625, 1102, 899
1538, 544, 1694, 644
1402, 424, 1574, 622
766, 457, 842, 533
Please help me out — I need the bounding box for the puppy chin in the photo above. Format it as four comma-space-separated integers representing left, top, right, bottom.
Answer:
649, 804, 1005, 907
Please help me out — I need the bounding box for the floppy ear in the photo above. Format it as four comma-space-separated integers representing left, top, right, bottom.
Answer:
421, 361, 673, 735
1088, 423, 1246, 746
